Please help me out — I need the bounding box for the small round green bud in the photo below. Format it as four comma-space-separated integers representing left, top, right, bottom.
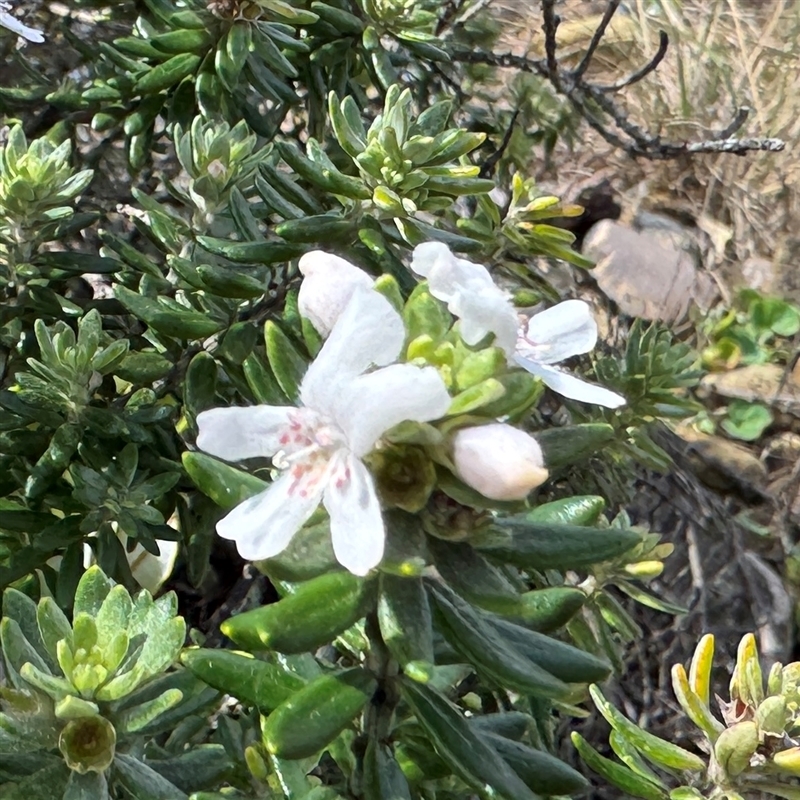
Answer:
714, 720, 759, 777
755, 696, 788, 737
245, 744, 269, 781
59, 715, 116, 774
370, 444, 437, 513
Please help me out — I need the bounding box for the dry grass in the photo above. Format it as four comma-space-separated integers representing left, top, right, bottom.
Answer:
493, 0, 800, 296
621, 1, 800, 273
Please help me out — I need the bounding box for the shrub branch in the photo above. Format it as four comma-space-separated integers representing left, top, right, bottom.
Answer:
451, 0, 785, 160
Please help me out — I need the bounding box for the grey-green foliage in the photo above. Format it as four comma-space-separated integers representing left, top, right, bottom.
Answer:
0, 566, 224, 798
576, 633, 800, 800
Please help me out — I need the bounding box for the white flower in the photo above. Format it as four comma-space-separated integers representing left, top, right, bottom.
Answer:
0, 2, 43, 42
298, 250, 375, 337
196, 287, 451, 576
514, 299, 625, 409
410, 243, 625, 409
452, 423, 548, 501
410, 242, 518, 356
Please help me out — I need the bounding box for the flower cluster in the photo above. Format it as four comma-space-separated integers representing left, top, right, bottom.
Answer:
410, 243, 626, 409
196, 245, 624, 575
198, 285, 451, 575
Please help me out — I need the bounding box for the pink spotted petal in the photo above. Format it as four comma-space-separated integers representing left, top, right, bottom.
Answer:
324, 453, 384, 576
216, 471, 323, 561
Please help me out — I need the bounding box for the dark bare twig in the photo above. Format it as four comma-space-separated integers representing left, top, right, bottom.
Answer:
578, 83, 658, 148
715, 106, 750, 139
452, 48, 547, 78
450, 7, 786, 164
595, 30, 669, 92
572, 0, 621, 82
540, 0, 561, 90
434, 0, 469, 37
775, 337, 800, 400
479, 109, 520, 178
430, 61, 466, 105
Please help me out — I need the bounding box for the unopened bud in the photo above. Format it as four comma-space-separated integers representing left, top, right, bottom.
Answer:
767, 662, 783, 696
298, 251, 374, 336
452, 423, 548, 501
370, 444, 437, 513
714, 720, 759, 777
404, 660, 435, 684
245, 744, 269, 781
773, 746, 800, 776
623, 560, 664, 579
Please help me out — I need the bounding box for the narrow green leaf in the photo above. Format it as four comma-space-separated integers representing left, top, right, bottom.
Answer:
182, 451, 267, 509
73, 565, 112, 617
427, 581, 570, 699
399, 678, 539, 800
181, 648, 305, 711
572, 732, 669, 800
265, 321, 307, 404
472, 520, 640, 570
589, 685, 705, 771
37, 596, 73, 662
117, 688, 183, 732
134, 53, 200, 94
3, 588, 52, 668
113, 753, 190, 800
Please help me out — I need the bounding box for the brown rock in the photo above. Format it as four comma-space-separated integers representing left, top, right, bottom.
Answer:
762, 431, 800, 463
674, 423, 767, 492
701, 364, 800, 416
582, 220, 717, 323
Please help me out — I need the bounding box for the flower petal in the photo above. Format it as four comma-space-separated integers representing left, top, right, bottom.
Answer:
409, 242, 450, 280
516, 358, 626, 408
411, 243, 517, 357
324, 453, 384, 575
196, 406, 294, 461
0, 8, 44, 42
216, 473, 322, 560
519, 300, 598, 364
333, 363, 452, 456
410, 242, 496, 303
454, 290, 519, 357
298, 250, 374, 337
300, 287, 405, 413
127, 539, 179, 594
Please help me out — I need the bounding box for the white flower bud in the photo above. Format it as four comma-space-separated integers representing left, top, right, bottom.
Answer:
452, 423, 548, 501
298, 250, 374, 337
